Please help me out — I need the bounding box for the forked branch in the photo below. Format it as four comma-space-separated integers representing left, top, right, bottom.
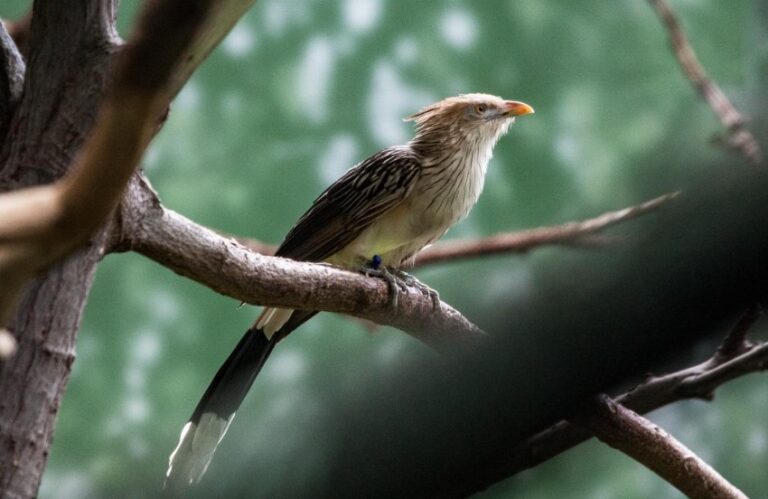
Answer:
500, 310, 768, 478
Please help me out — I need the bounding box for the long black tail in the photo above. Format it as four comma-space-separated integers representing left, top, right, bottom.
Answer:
164, 310, 317, 489
165, 327, 276, 488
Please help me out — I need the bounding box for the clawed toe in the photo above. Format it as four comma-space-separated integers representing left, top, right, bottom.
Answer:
360, 267, 400, 308
360, 264, 440, 310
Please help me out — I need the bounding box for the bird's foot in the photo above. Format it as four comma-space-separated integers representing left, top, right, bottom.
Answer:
362, 265, 402, 308
389, 268, 441, 310
361, 257, 440, 310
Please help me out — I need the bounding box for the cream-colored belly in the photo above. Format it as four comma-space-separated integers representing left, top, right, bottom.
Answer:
258, 203, 437, 337
329, 186, 471, 268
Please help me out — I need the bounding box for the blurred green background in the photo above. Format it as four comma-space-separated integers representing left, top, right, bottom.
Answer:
3, 0, 767, 497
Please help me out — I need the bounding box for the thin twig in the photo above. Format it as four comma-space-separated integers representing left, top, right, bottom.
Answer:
413, 192, 677, 267
574, 394, 747, 499
648, 0, 763, 166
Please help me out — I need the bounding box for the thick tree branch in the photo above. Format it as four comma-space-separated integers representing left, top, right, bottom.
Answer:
0, 0, 216, 325
648, 0, 763, 166
498, 315, 768, 478
114, 175, 484, 350
574, 394, 747, 499
233, 192, 678, 268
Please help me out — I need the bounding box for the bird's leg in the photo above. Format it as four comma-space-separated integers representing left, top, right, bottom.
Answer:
388, 267, 441, 310
361, 256, 402, 308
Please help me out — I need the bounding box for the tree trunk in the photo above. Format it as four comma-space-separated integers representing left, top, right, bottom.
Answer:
0, 1, 117, 497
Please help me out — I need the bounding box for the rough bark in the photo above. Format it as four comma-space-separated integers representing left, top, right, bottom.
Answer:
0, 1, 117, 497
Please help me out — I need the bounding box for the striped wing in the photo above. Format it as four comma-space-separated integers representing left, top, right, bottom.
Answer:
276, 146, 421, 262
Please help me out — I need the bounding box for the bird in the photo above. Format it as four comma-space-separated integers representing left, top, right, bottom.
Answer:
165, 93, 534, 487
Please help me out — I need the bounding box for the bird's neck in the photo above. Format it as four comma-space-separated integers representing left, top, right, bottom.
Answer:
408, 125, 501, 177
407, 127, 502, 229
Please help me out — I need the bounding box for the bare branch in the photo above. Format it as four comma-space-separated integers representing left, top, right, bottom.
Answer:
413, 192, 677, 267
574, 394, 747, 499
0, 0, 217, 325
498, 334, 768, 478
648, 0, 763, 166
233, 192, 678, 268
115, 175, 484, 350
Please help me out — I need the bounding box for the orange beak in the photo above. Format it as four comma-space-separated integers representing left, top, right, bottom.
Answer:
503, 100, 535, 117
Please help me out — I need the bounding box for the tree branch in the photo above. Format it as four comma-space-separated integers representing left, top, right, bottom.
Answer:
113, 175, 484, 350
573, 394, 747, 498
497, 314, 768, 478
413, 192, 677, 267
648, 0, 763, 166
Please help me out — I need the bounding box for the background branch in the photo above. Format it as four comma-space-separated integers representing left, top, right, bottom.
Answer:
497, 310, 768, 479
413, 191, 677, 267
573, 394, 747, 499
648, 0, 763, 166
232, 192, 678, 268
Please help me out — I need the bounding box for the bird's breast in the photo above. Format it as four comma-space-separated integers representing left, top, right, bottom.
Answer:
332, 147, 491, 268
414, 147, 490, 229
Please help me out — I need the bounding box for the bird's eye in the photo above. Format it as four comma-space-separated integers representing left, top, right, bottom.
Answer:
475, 104, 488, 114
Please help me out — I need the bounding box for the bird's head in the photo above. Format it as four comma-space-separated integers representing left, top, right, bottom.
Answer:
405, 93, 534, 152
